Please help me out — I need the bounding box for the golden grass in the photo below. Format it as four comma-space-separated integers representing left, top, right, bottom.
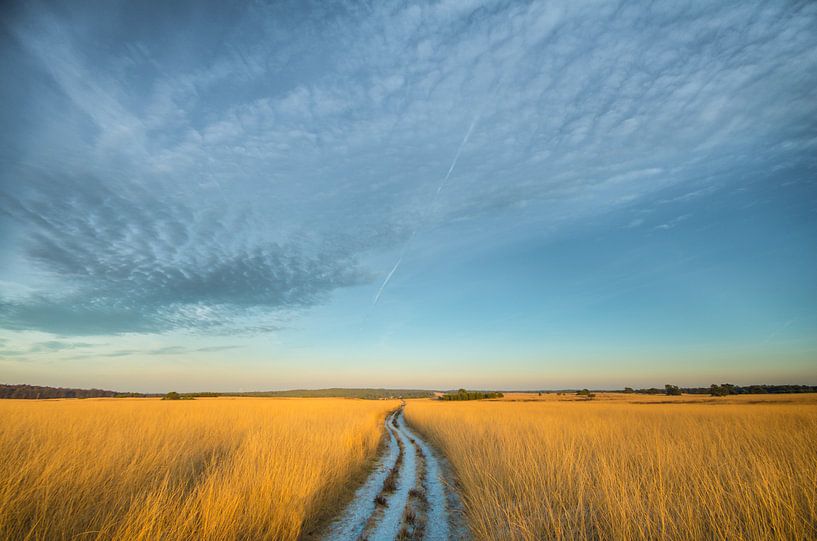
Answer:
0, 397, 397, 540
406, 394, 817, 541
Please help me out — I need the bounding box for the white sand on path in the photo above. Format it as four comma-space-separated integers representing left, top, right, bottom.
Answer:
323, 412, 400, 540
323, 406, 470, 541
366, 411, 417, 541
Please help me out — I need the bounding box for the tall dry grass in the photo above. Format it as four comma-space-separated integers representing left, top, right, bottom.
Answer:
0, 397, 397, 540
406, 395, 817, 541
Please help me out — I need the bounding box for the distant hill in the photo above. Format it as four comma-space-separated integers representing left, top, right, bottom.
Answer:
1, 384, 433, 400
191, 388, 435, 399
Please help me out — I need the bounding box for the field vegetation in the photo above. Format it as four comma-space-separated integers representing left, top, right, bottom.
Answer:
406, 393, 817, 540
0, 397, 398, 540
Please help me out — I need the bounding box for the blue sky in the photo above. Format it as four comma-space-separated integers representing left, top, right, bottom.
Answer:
1, 0, 816, 392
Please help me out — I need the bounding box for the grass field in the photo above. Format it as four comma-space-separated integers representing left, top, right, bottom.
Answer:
406, 394, 817, 541
0, 397, 397, 540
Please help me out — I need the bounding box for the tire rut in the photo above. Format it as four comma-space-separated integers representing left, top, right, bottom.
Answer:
323, 404, 469, 541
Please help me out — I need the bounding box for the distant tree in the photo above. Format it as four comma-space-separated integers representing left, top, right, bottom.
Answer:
624, 387, 634, 393
665, 384, 682, 396
576, 389, 595, 399
162, 391, 181, 400
439, 389, 503, 401
720, 383, 739, 395
709, 384, 728, 397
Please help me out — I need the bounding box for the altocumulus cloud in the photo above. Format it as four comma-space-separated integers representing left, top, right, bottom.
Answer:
1, 0, 815, 335
0, 174, 368, 334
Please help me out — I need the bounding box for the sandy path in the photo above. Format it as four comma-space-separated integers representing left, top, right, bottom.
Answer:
365, 409, 417, 540
323, 405, 469, 541
323, 411, 400, 540
397, 415, 449, 541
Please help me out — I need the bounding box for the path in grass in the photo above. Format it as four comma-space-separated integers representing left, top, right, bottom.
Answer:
323, 404, 468, 541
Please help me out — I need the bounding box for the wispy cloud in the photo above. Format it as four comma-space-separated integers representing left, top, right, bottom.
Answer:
655, 214, 692, 231
58, 344, 244, 361
1, 0, 815, 339
0, 330, 244, 363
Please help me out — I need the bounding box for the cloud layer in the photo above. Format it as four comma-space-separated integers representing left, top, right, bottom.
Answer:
1, 0, 816, 335
1, 173, 367, 333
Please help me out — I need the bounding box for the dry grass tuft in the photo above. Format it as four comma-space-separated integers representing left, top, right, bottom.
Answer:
406, 395, 817, 541
0, 397, 397, 540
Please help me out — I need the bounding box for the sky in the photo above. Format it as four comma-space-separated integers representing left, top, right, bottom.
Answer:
1, 0, 816, 392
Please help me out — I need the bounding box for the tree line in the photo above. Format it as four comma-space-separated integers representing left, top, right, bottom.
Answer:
623, 384, 817, 397
439, 389, 504, 401
0, 384, 148, 399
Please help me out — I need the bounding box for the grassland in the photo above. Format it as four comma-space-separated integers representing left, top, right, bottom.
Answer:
0, 397, 398, 540
406, 393, 817, 541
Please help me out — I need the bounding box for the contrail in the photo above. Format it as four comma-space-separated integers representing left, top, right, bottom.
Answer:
373, 254, 403, 305
437, 113, 480, 194
373, 230, 416, 305
373, 113, 480, 305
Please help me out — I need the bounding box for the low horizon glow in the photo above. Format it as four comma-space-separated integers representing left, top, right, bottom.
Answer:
1, 0, 816, 393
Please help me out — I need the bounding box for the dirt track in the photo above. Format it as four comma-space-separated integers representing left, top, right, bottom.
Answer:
323, 405, 468, 541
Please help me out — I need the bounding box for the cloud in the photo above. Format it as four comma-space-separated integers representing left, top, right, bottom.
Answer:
0, 339, 101, 359
56, 344, 243, 361
655, 213, 692, 231
0, 174, 368, 334
29, 341, 99, 352
1, 0, 816, 337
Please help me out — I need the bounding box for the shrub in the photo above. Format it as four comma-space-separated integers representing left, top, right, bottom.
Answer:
161, 392, 193, 400
665, 385, 682, 396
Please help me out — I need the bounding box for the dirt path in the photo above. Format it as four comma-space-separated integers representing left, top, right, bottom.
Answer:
323, 405, 468, 541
